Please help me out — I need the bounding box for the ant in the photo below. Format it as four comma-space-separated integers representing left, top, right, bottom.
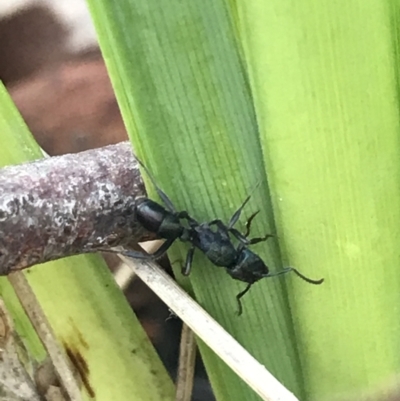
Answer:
113, 158, 324, 315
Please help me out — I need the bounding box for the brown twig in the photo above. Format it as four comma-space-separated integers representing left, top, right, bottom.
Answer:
0, 141, 153, 274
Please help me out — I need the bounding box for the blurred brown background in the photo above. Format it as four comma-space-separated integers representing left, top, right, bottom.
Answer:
1, 1, 126, 155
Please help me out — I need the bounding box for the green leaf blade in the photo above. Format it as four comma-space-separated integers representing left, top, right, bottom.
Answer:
240, 0, 400, 398
88, 0, 315, 399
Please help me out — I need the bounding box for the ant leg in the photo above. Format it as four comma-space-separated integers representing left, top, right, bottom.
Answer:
99, 248, 152, 259
263, 267, 324, 285
227, 227, 249, 245
156, 189, 177, 214
241, 210, 274, 243
223, 211, 259, 244
142, 237, 176, 259
220, 207, 271, 244
242, 211, 259, 237
208, 215, 273, 248
227, 195, 252, 229
208, 218, 226, 227
135, 156, 178, 213
229, 226, 274, 246
101, 237, 176, 260
207, 219, 272, 249
208, 218, 228, 230
208, 219, 235, 242
227, 182, 262, 229
182, 247, 195, 276
236, 283, 252, 316
136, 157, 198, 223
209, 208, 261, 237
230, 210, 274, 245
247, 234, 274, 245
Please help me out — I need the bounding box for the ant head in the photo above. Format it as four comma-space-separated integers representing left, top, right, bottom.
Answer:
230, 248, 269, 284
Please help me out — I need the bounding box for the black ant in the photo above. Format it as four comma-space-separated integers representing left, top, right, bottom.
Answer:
112, 158, 324, 315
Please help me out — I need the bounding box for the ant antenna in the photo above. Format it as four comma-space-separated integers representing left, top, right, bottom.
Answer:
134, 155, 177, 213
228, 181, 263, 229
289, 267, 324, 284
235, 267, 323, 316
263, 267, 324, 285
